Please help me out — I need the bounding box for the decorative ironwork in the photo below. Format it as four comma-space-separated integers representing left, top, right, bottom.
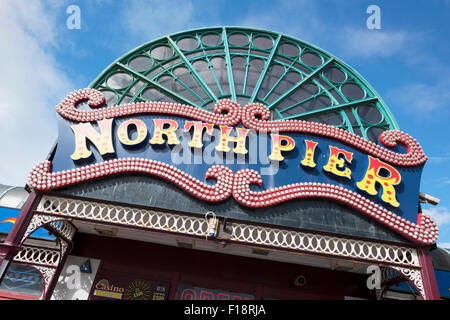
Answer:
391, 266, 425, 299
21, 213, 76, 244
47, 220, 77, 243
37, 195, 210, 237
12, 246, 60, 268
34, 266, 57, 300
230, 222, 420, 267
89, 27, 398, 142
37, 195, 420, 267
22, 214, 62, 243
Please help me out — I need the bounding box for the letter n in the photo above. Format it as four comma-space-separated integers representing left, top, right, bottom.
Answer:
70, 118, 114, 160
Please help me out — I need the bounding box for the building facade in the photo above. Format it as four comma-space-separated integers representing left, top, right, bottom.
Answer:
0, 27, 445, 300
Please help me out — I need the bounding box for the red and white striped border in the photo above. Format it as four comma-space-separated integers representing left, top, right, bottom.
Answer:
38, 89, 437, 244
55, 89, 427, 167
232, 169, 438, 245
55, 88, 241, 126
28, 160, 438, 245
29, 160, 233, 202
241, 103, 427, 167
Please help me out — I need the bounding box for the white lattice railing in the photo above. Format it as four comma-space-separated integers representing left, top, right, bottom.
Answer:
36, 194, 419, 268
37, 195, 210, 237
231, 223, 420, 267
13, 246, 60, 267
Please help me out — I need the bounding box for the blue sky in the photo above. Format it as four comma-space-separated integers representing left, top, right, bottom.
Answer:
1, 0, 449, 247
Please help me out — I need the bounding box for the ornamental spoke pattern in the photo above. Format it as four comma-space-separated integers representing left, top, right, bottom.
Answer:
37, 195, 210, 237
230, 223, 420, 267
89, 27, 398, 143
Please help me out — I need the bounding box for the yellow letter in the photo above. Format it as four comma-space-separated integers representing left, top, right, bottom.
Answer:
323, 145, 353, 179
356, 156, 401, 207
149, 119, 180, 145
184, 121, 214, 148
117, 119, 148, 146
300, 140, 318, 168
215, 126, 250, 155
269, 134, 295, 161
70, 118, 114, 160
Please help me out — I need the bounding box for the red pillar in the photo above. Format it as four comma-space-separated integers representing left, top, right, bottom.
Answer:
417, 246, 440, 300
0, 191, 41, 284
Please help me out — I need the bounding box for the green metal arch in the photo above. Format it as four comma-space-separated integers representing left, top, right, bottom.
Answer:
88, 26, 399, 142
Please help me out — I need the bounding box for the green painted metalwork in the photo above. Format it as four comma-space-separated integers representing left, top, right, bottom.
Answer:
89, 26, 399, 143
249, 34, 281, 103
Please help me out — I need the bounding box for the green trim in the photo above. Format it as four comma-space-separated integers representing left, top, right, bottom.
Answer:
268, 58, 334, 109
249, 34, 282, 103
88, 26, 399, 143
116, 62, 202, 108
167, 36, 218, 102
222, 27, 237, 101
282, 97, 379, 120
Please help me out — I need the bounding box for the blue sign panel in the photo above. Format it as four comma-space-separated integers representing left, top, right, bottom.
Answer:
27, 89, 437, 245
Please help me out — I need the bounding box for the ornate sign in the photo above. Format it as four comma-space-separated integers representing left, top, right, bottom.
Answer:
90, 272, 169, 300
28, 89, 438, 244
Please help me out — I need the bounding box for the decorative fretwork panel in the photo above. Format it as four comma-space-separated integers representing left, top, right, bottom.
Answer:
37, 195, 210, 237
230, 223, 420, 267
12, 246, 61, 268
391, 266, 425, 299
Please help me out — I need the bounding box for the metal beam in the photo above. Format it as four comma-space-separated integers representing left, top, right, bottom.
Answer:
116, 62, 202, 108
167, 36, 218, 102
268, 58, 334, 109
249, 34, 282, 103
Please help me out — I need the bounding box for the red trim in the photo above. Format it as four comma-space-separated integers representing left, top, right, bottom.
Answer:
417, 247, 441, 300
0, 290, 40, 300
55, 88, 241, 126
29, 160, 438, 245
232, 169, 437, 245
241, 102, 427, 166
29, 161, 234, 203
73, 233, 373, 300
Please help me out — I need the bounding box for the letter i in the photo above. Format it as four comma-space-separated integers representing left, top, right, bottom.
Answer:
301, 140, 318, 168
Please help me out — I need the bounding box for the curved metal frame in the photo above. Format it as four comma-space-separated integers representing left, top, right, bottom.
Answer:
88, 26, 399, 142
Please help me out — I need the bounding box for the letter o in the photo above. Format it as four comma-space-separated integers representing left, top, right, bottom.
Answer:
117, 119, 148, 146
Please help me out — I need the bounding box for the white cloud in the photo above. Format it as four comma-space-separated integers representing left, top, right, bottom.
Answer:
339, 27, 408, 58
0, 1, 74, 186
423, 206, 450, 228
429, 157, 450, 165
121, 0, 195, 43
